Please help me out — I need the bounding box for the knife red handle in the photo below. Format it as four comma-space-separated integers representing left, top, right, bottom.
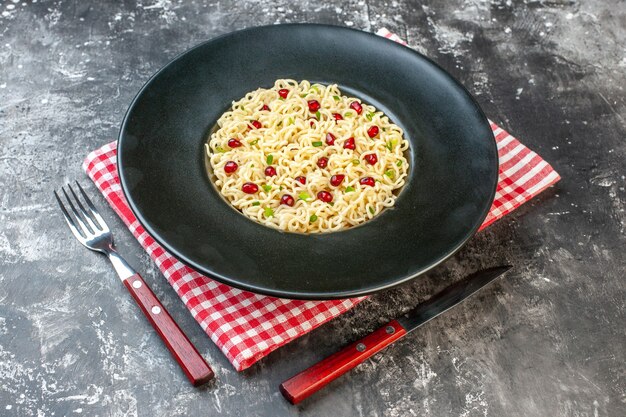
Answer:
280, 320, 407, 404
123, 273, 214, 386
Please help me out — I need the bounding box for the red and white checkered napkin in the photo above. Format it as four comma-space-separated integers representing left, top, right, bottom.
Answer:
83, 30, 560, 371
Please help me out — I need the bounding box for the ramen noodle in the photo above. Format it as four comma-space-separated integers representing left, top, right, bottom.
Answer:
206, 79, 409, 233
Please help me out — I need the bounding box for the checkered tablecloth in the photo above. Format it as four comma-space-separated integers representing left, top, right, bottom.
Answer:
83, 30, 560, 371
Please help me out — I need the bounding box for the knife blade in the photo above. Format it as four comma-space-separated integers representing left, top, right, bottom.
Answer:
279, 266, 512, 404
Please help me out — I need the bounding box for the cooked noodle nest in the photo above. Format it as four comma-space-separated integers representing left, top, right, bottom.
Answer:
207, 79, 410, 233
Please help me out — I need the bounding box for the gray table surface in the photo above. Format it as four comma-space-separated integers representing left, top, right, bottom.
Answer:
1, 0, 624, 416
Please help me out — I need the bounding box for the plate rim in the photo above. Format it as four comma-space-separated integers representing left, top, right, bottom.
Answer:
117, 23, 498, 299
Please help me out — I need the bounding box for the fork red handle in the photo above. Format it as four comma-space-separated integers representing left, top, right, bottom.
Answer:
123, 273, 214, 386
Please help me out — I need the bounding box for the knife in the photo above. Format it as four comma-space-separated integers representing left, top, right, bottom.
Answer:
279, 266, 512, 404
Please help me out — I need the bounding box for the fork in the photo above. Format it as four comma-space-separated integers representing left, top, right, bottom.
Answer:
55, 182, 214, 386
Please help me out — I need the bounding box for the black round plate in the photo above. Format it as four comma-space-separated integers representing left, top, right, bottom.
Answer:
118, 24, 497, 300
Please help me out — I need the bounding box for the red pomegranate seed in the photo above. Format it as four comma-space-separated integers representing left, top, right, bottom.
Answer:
317, 157, 329, 169
249, 120, 262, 129
264, 166, 277, 177
333, 113, 343, 121
242, 182, 258, 194
349, 101, 363, 115
261, 104, 270, 111
325, 133, 336, 145
228, 138, 242, 148
224, 161, 238, 174
278, 89, 289, 99
280, 194, 295, 206
367, 125, 379, 138
295, 176, 306, 185
310, 120, 315, 127
317, 191, 333, 203
364, 153, 378, 165
343, 137, 355, 150
308, 100, 321, 112
330, 174, 345, 187
360, 177, 375, 187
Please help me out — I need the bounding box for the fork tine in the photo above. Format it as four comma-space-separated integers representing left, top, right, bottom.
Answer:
75, 181, 110, 233
61, 187, 93, 237
54, 191, 86, 241
68, 183, 100, 232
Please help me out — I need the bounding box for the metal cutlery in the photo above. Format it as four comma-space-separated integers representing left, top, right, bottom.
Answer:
280, 266, 512, 404
55, 182, 214, 386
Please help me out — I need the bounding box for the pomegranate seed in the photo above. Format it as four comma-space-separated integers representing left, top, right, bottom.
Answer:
349, 101, 363, 115
242, 182, 258, 194
330, 174, 345, 187
264, 166, 277, 177
249, 120, 262, 129
333, 113, 343, 121
325, 133, 336, 145
278, 89, 289, 99
367, 125, 379, 138
224, 161, 238, 174
280, 194, 295, 206
317, 157, 329, 169
295, 176, 306, 185
308, 100, 321, 112
343, 137, 356, 150
317, 191, 333, 203
364, 153, 378, 165
310, 120, 315, 127
228, 138, 242, 148
261, 104, 270, 111
360, 177, 375, 187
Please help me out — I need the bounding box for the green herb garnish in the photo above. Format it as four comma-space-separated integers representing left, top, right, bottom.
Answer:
312, 141, 323, 147
396, 160, 402, 167
288, 117, 294, 125
215, 145, 226, 153
298, 192, 311, 201
384, 169, 395, 179
333, 95, 340, 101
369, 207, 375, 215
250, 139, 259, 146
344, 112, 352, 117
279, 186, 283, 191
352, 159, 360, 165
345, 186, 355, 193
262, 185, 272, 192
315, 110, 321, 120
251, 164, 254, 168
266, 154, 273, 165
311, 85, 320, 93
365, 112, 374, 121
300, 93, 308, 98
251, 201, 260, 206
309, 214, 318, 223
264, 207, 274, 218
279, 97, 285, 101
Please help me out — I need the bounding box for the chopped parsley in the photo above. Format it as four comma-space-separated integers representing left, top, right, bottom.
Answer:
266, 154, 273, 165
333, 95, 340, 101
309, 214, 318, 223
312, 141, 323, 147
298, 192, 311, 201
264, 207, 274, 218
251, 201, 260, 206
262, 185, 272, 192
345, 186, 355, 193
